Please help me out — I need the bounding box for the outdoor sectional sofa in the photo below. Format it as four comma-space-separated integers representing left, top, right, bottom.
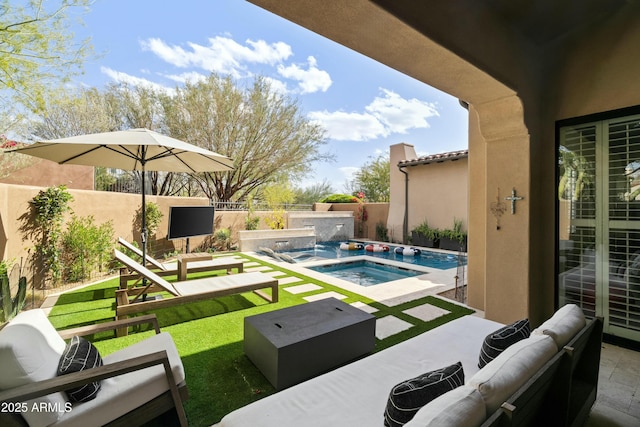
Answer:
215, 304, 603, 427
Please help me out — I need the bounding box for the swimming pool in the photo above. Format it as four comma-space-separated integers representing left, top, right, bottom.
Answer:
279, 241, 464, 270
307, 260, 423, 286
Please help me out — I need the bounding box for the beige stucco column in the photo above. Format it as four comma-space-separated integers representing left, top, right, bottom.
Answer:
468, 96, 531, 324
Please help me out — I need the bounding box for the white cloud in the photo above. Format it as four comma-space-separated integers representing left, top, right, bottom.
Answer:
140, 36, 293, 78
308, 110, 387, 141
309, 89, 439, 141
100, 67, 175, 94
366, 89, 439, 134
161, 71, 208, 84
262, 76, 289, 94
277, 56, 332, 94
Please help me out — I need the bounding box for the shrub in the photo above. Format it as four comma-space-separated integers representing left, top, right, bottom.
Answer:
376, 221, 389, 242
440, 218, 467, 243
30, 185, 73, 286
413, 219, 440, 240
245, 214, 260, 230
320, 193, 359, 203
61, 215, 115, 282
214, 228, 232, 251
0, 260, 26, 323
265, 209, 286, 230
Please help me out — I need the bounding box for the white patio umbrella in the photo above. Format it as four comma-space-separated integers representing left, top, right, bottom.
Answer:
9, 128, 234, 264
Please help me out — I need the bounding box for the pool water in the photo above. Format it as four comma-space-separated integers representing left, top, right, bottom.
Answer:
280, 241, 464, 270
308, 260, 423, 286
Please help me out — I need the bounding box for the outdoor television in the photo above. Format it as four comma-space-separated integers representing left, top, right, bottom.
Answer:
167, 206, 215, 240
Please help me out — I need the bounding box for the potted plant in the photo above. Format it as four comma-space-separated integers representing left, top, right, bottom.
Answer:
439, 219, 468, 252
411, 220, 440, 248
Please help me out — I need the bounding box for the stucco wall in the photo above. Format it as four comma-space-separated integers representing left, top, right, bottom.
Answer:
0, 158, 94, 190
388, 143, 468, 243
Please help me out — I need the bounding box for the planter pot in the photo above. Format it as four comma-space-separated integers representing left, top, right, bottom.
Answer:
411, 231, 439, 248
439, 237, 467, 252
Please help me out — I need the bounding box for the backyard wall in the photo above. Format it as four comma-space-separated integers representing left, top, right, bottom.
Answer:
0, 182, 390, 277
388, 143, 468, 243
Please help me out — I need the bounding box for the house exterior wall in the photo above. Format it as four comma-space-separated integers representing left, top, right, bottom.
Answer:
387, 143, 468, 243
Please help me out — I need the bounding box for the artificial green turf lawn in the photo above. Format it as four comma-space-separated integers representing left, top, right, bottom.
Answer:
47, 253, 474, 426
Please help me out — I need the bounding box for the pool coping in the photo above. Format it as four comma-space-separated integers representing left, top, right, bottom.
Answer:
250, 252, 462, 307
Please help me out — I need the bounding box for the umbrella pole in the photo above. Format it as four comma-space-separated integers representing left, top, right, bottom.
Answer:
141, 164, 148, 291
141, 169, 147, 262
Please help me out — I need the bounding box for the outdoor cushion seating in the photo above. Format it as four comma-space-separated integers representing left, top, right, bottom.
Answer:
214, 304, 602, 427
117, 237, 243, 284
0, 310, 188, 427
113, 250, 278, 329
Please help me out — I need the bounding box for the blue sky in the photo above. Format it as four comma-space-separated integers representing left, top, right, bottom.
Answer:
68, 0, 468, 191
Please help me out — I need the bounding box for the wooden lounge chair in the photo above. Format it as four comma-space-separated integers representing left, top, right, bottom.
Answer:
117, 237, 244, 285
114, 250, 278, 331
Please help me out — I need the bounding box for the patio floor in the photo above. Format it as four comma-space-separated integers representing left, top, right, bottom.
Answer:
587, 343, 640, 426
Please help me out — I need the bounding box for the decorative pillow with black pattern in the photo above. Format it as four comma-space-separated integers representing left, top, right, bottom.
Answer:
384, 361, 464, 427
57, 335, 103, 403
478, 318, 530, 368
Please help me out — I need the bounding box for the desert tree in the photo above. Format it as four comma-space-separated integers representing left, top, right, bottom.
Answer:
349, 153, 390, 202
0, 0, 92, 113
161, 74, 333, 202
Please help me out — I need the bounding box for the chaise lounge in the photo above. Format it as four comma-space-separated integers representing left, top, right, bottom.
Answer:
114, 250, 279, 328
117, 237, 244, 284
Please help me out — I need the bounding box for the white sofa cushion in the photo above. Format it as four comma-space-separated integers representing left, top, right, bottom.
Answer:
404, 385, 486, 427
0, 309, 68, 427
53, 331, 185, 427
468, 334, 557, 414
532, 304, 586, 349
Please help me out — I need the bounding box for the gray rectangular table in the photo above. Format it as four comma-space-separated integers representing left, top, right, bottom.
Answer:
244, 297, 376, 390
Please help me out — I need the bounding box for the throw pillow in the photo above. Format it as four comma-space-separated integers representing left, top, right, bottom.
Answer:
384, 362, 464, 427
57, 335, 103, 403
478, 319, 530, 368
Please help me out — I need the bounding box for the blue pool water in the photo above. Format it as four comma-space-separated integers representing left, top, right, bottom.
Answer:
308, 260, 423, 286
279, 241, 464, 270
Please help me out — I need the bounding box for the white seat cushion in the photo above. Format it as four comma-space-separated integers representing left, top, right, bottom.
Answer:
532, 304, 586, 349
0, 309, 68, 427
404, 385, 486, 427
53, 331, 185, 427
468, 334, 557, 414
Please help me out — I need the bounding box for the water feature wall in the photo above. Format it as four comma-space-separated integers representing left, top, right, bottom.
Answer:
238, 228, 316, 252
287, 212, 354, 242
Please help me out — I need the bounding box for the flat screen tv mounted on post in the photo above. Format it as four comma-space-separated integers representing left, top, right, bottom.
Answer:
167, 205, 215, 253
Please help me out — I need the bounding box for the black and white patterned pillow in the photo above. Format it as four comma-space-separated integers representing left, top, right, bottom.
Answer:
384, 362, 464, 427
478, 319, 530, 368
57, 336, 103, 403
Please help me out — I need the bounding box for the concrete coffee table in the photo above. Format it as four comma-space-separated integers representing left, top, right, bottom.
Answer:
244, 297, 376, 390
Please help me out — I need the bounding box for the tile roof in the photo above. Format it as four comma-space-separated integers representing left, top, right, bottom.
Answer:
398, 149, 468, 167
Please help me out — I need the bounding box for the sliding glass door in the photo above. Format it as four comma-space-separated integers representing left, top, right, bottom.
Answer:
558, 115, 640, 342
